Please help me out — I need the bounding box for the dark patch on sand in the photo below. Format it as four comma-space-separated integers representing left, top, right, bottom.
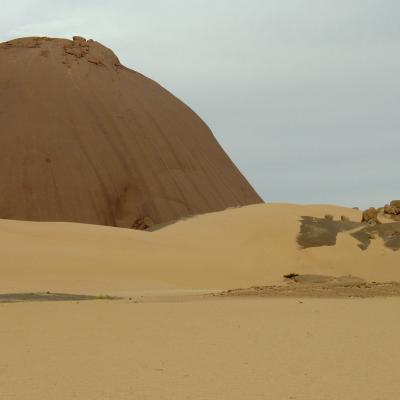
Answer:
0, 292, 118, 303
218, 274, 400, 298
351, 223, 400, 251
297, 216, 360, 247
298, 216, 400, 251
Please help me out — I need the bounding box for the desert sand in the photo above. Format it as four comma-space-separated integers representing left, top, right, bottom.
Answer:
0, 36, 261, 228
1, 204, 400, 399
2, 298, 400, 399
1, 203, 399, 295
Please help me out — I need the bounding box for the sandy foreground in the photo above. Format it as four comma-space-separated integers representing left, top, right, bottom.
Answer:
1, 203, 400, 399
1, 297, 400, 400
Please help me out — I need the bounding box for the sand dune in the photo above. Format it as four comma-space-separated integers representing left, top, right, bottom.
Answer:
1, 203, 399, 400
1, 203, 399, 295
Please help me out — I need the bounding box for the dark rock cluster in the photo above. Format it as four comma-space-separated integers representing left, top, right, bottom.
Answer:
361, 207, 381, 225
384, 200, 400, 217
361, 200, 400, 224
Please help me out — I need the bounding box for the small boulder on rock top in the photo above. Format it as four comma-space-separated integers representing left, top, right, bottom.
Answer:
361, 207, 381, 225
384, 200, 400, 216
73, 36, 86, 43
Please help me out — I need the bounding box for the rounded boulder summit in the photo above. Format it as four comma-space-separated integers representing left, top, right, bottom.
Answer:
0, 36, 262, 228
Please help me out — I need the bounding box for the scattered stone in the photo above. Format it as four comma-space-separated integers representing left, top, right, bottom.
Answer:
219, 278, 400, 298
284, 273, 299, 279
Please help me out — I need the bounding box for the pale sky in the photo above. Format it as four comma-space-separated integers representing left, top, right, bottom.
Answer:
1, 0, 399, 208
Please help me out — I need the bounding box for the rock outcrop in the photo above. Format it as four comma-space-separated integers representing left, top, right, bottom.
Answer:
361, 207, 381, 225
384, 200, 400, 217
0, 36, 263, 227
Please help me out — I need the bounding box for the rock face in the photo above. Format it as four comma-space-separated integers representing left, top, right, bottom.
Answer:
361, 208, 380, 225
0, 37, 263, 227
384, 200, 400, 217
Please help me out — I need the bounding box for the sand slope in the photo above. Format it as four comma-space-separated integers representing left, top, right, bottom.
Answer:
0, 36, 261, 227
0, 203, 399, 295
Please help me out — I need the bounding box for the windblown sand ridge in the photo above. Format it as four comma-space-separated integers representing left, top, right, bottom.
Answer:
0, 36, 261, 228
1, 203, 399, 296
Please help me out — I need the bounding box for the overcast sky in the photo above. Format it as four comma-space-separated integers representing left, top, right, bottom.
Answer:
1, 0, 399, 208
